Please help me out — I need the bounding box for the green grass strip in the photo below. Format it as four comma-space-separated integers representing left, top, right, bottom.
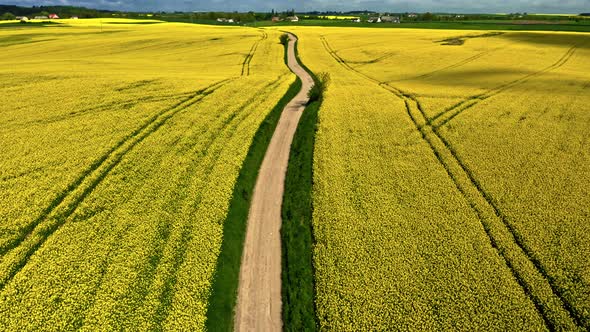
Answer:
204, 44, 302, 332
281, 35, 322, 332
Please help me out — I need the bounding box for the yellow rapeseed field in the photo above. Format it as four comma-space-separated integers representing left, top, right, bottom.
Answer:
289, 26, 590, 330
3, 18, 589, 331
0, 20, 293, 330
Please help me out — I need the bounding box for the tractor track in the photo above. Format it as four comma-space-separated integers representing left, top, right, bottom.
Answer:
350, 51, 396, 66
321, 35, 585, 330
146, 75, 288, 330
73, 76, 289, 328
10, 92, 196, 129
74, 76, 287, 328
241, 31, 268, 76
0, 79, 232, 292
430, 44, 579, 129
390, 49, 495, 82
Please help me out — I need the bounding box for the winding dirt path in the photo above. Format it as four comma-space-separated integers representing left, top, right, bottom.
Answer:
234, 33, 314, 331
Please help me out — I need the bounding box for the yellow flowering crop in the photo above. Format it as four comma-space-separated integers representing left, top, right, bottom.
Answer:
0, 21, 293, 330
289, 26, 589, 330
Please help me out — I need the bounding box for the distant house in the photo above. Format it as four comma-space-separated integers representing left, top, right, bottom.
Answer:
407, 13, 418, 18
227, 18, 234, 23
216, 18, 229, 23
271, 16, 282, 22
351, 18, 361, 23
381, 16, 400, 23
19, 16, 29, 23
285, 16, 299, 22
34, 16, 49, 20
49, 14, 59, 19
70, 16, 79, 19
367, 16, 382, 23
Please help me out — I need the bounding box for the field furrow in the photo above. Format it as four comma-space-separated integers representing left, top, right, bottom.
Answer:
293, 28, 590, 329
430, 44, 580, 128
323, 33, 585, 330
0, 80, 231, 291
0, 22, 294, 330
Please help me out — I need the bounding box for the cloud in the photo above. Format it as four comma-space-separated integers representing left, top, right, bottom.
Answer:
4, 0, 590, 13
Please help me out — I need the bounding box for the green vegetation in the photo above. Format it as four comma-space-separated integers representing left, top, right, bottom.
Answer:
281, 36, 322, 332
307, 72, 330, 103
204, 42, 300, 332
0, 21, 292, 330
0, 12, 15, 20
2, 11, 589, 331
280, 33, 289, 45
0, 4, 114, 19
289, 27, 589, 330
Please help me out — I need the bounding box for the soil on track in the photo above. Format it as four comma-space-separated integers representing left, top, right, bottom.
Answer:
234, 33, 314, 331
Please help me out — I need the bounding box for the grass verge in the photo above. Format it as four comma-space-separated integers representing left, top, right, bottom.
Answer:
281, 34, 321, 331
204, 43, 301, 332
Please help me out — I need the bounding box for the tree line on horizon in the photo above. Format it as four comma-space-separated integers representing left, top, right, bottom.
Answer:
1, 4, 589, 22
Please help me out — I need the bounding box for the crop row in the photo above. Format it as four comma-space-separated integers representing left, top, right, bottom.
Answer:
0, 24, 292, 329
291, 27, 589, 329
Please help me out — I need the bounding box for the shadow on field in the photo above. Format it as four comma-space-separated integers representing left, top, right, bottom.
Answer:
0, 21, 61, 28
416, 68, 531, 85
0, 34, 57, 46
500, 32, 590, 48
411, 68, 589, 94
0, 30, 125, 43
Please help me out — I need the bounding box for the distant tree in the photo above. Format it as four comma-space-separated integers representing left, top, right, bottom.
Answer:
1, 12, 16, 20
422, 12, 435, 21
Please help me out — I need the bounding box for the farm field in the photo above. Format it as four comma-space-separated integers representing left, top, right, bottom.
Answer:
2, 16, 590, 331
288, 27, 590, 330
0, 21, 293, 329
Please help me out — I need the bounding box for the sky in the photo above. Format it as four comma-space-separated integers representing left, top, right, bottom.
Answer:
4, 0, 590, 14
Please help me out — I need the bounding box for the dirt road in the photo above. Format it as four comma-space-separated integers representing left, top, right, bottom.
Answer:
234, 33, 314, 331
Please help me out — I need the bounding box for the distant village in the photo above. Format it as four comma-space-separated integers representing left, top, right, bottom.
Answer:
213, 12, 472, 25
217, 15, 415, 25
15, 14, 81, 22
1, 4, 587, 26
